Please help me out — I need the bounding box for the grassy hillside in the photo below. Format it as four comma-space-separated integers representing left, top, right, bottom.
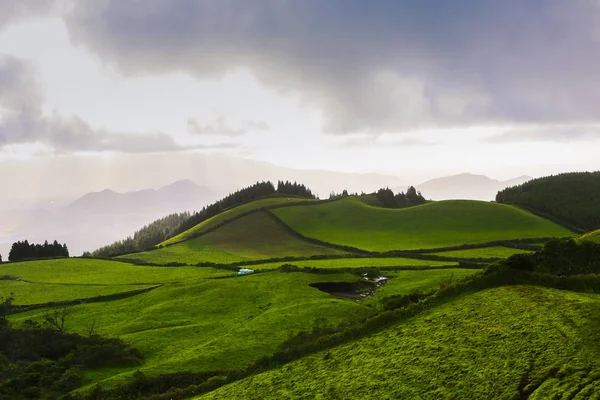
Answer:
428, 246, 533, 259
160, 197, 313, 246
10, 270, 374, 387
580, 229, 600, 244
0, 258, 233, 284
0, 280, 154, 306
120, 211, 344, 265
273, 197, 572, 251
496, 171, 600, 232
199, 286, 600, 399
250, 257, 459, 271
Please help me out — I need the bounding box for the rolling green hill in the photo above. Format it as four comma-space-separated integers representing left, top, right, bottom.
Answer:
272, 197, 573, 251
160, 197, 313, 246
198, 286, 600, 399
580, 229, 600, 244
120, 211, 344, 265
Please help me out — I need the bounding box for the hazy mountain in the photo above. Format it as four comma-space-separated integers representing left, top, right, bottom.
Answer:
69, 179, 213, 214
415, 173, 533, 201
0, 180, 216, 258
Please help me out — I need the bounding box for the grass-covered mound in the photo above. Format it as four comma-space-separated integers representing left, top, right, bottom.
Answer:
273, 197, 572, 251
160, 197, 313, 246
121, 211, 344, 265
580, 229, 600, 244
198, 285, 600, 399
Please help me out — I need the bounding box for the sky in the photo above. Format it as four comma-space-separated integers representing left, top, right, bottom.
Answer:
1, 0, 599, 202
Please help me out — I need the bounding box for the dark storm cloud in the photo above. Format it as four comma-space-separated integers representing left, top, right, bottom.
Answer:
63, 0, 600, 134
0, 55, 223, 153
187, 117, 270, 137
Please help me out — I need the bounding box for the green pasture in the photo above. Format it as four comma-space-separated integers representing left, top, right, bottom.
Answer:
580, 229, 600, 244
250, 257, 459, 271
0, 280, 153, 306
9, 271, 374, 388
200, 286, 600, 399
361, 268, 481, 308
428, 246, 533, 259
0, 258, 233, 284
122, 211, 344, 265
160, 197, 313, 246
273, 197, 573, 251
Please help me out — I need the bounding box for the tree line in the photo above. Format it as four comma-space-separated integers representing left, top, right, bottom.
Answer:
496, 171, 600, 232
90, 212, 191, 257
8, 240, 69, 262
375, 186, 427, 208
91, 180, 317, 257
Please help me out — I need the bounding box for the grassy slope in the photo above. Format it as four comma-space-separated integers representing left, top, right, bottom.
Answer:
120, 211, 344, 265
161, 197, 313, 246
10, 271, 374, 387
273, 197, 573, 251
580, 229, 600, 244
200, 286, 600, 399
0, 280, 153, 306
429, 246, 532, 259
0, 258, 233, 284
361, 268, 480, 308
251, 257, 458, 271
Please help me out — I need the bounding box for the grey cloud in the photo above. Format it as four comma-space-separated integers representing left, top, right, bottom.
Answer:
63, 0, 600, 134
486, 125, 600, 143
187, 117, 270, 137
0, 0, 59, 31
0, 55, 228, 153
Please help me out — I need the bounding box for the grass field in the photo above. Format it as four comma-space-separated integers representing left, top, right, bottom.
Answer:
121, 212, 345, 265
0, 280, 154, 306
273, 197, 573, 251
428, 246, 533, 259
361, 268, 481, 307
0, 258, 234, 284
250, 257, 459, 271
9, 270, 375, 388
199, 286, 600, 399
160, 197, 314, 246
580, 229, 600, 244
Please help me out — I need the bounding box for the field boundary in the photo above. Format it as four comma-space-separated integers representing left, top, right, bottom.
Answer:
10, 284, 163, 314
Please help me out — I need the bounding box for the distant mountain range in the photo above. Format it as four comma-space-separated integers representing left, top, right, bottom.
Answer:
69, 179, 213, 214
0, 180, 216, 258
415, 173, 533, 201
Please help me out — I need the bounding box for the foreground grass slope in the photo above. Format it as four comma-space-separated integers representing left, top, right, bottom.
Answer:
120, 211, 344, 265
10, 270, 374, 387
200, 286, 600, 399
273, 197, 572, 251
160, 197, 313, 246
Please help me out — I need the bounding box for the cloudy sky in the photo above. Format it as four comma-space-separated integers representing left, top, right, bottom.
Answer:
1, 0, 599, 198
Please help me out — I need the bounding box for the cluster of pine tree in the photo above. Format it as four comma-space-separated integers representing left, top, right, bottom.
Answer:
375, 186, 427, 208
276, 181, 315, 198
8, 240, 69, 262
496, 171, 600, 232
90, 212, 191, 257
